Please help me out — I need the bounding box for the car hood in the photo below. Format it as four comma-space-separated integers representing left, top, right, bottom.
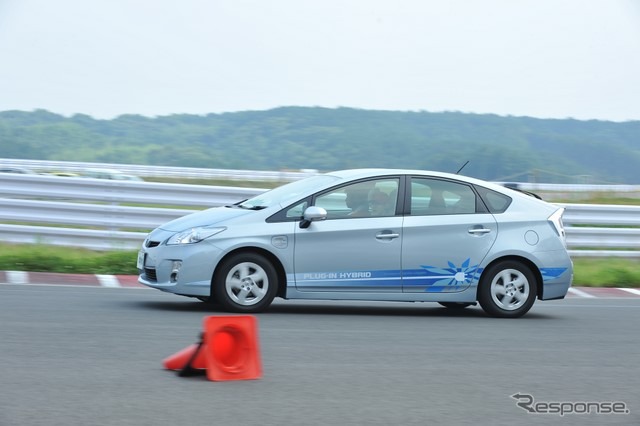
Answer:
158, 206, 254, 232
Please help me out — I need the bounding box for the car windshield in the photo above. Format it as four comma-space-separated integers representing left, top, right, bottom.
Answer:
238, 174, 339, 209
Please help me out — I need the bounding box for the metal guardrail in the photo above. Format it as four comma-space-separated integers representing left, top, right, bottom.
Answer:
0, 198, 195, 229
0, 173, 264, 207
0, 158, 317, 182
556, 203, 640, 258
3, 158, 640, 194
0, 172, 638, 256
0, 173, 257, 250
0, 224, 144, 251
558, 203, 640, 226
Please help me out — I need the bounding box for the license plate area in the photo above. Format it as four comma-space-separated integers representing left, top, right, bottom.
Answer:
137, 250, 145, 269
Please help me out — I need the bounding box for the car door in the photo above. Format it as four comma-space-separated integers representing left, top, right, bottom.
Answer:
401, 177, 497, 293
293, 178, 404, 293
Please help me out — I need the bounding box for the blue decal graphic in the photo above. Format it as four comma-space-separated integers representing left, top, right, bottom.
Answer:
540, 267, 568, 282
295, 260, 488, 292
295, 269, 403, 289
404, 258, 483, 292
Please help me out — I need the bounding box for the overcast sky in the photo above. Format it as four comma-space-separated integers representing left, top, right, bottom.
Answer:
1, 0, 639, 121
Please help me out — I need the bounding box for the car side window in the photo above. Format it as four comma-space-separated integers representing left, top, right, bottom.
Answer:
285, 200, 308, 218
410, 178, 476, 215
475, 186, 512, 213
314, 178, 399, 219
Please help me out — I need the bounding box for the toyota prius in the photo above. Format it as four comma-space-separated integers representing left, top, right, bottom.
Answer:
138, 169, 572, 318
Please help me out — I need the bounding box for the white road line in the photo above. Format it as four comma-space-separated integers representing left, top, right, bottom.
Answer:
96, 275, 120, 288
619, 288, 640, 296
6, 271, 29, 284
568, 287, 596, 298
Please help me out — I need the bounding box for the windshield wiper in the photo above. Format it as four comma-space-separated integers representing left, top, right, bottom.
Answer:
234, 204, 268, 210
225, 199, 247, 209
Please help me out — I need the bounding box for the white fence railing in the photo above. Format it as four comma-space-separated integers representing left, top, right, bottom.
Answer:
3, 157, 640, 195
1, 172, 639, 257
0, 158, 317, 182
0, 173, 264, 206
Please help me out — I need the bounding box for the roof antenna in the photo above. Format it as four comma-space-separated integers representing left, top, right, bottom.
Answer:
456, 161, 469, 174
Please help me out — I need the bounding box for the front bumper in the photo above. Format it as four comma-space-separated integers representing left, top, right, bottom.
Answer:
137, 239, 224, 297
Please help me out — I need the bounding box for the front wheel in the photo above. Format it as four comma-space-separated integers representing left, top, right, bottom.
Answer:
478, 261, 537, 318
212, 253, 278, 313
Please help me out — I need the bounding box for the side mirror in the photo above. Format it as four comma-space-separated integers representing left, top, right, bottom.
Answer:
299, 206, 328, 229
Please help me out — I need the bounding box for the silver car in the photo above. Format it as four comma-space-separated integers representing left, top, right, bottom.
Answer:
138, 169, 573, 318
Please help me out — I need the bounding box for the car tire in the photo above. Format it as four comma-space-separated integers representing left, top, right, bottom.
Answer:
438, 302, 474, 309
212, 252, 278, 313
478, 260, 537, 318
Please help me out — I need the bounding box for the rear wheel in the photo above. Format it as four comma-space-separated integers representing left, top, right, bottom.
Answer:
212, 253, 278, 313
478, 260, 537, 318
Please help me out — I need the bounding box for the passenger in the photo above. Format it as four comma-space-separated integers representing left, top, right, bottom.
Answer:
346, 187, 370, 217
368, 189, 392, 216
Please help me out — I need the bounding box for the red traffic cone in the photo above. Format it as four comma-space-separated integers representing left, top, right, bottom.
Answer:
162, 315, 262, 381
163, 339, 207, 374
204, 316, 262, 381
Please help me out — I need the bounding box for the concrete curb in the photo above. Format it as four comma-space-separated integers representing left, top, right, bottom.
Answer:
0, 271, 145, 288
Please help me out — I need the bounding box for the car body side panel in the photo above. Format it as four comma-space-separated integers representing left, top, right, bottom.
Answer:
293, 216, 404, 292
401, 213, 498, 293
479, 216, 573, 300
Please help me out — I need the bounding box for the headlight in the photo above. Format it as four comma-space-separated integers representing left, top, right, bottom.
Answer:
166, 227, 226, 245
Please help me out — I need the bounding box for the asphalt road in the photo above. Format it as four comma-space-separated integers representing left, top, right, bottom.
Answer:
1, 284, 638, 426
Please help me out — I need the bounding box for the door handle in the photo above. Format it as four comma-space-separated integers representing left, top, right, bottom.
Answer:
376, 232, 400, 240
468, 227, 491, 235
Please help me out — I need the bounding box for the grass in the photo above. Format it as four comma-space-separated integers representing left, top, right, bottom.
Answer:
1, 243, 638, 287
571, 258, 640, 287
0, 244, 139, 275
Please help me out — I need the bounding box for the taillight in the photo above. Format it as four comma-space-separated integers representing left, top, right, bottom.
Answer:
548, 208, 566, 244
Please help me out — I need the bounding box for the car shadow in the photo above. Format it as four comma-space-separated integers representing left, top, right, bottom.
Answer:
265, 302, 556, 319
134, 300, 215, 312
132, 299, 557, 319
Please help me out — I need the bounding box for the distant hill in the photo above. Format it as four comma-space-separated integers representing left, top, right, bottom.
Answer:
1, 107, 638, 183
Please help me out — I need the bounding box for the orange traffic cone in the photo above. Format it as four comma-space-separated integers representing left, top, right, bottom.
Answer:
162, 334, 208, 376
203, 315, 262, 381
162, 315, 262, 381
